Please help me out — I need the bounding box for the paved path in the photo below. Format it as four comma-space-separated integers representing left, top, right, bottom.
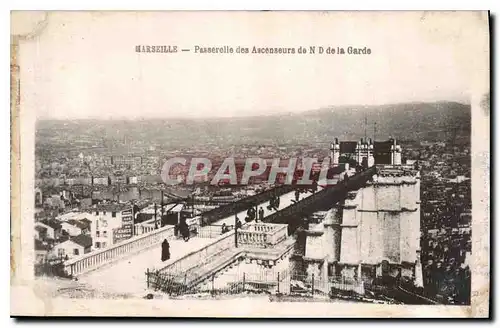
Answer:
79, 237, 214, 295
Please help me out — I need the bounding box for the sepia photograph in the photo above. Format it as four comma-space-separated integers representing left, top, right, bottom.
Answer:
10, 10, 490, 318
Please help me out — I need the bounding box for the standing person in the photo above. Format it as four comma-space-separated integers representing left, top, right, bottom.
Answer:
179, 219, 190, 242
182, 224, 190, 242
161, 239, 170, 262
249, 207, 256, 220
236, 218, 242, 230
259, 207, 264, 221
272, 196, 278, 210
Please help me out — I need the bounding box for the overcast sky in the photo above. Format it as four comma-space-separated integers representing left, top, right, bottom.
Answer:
18, 11, 488, 119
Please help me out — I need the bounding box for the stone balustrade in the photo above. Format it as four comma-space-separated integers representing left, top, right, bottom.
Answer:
237, 223, 288, 248
238, 230, 268, 247
158, 229, 236, 276
134, 223, 157, 235
64, 225, 175, 277
196, 224, 228, 238
249, 224, 275, 233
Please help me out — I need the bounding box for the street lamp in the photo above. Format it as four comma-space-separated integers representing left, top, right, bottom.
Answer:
154, 202, 158, 229
234, 211, 238, 248
160, 190, 164, 228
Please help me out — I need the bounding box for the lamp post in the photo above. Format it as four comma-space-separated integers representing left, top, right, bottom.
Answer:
234, 211, 238, 248
131, 202, 135, 236
160, 190, 164, 228
154, 202, 158, 229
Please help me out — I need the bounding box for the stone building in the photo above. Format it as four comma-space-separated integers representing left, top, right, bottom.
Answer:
302, 139, 422, 290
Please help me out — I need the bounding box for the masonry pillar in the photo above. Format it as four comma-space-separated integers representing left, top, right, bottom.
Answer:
394, 145, 402, 165
415, 251, 424, 287
330, 138, 340, 165
322, 258, 329, 283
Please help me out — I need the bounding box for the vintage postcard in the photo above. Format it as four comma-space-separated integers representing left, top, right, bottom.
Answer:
10, 11, 490, 318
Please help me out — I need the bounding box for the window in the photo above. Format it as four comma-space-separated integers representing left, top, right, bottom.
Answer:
103, 211, 107, 215
95, 211, 99, 215
58, 248, 65, 257
73, 249, 79, 255
103, 231, 107, 238
96, 231, 100, 237
102, 242, 107, 248
95, 242, 100, 248
112, 211, 116, 218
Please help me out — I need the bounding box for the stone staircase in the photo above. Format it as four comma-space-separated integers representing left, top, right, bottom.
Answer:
150, 240, 295, 294
181, 248, 241, 289
147, 223, 296, 295
152, 247, 242, 294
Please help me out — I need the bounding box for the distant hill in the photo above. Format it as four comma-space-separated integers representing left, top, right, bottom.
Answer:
36, 101, 471, 149
285, 101, 471, 142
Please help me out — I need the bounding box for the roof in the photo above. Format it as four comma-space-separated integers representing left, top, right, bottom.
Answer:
136, 213, 154, 223
67, 219, 90, 230
70, 234, 93, 248
35, 225, 47, 233
134, 201, 151, 211
56, 212, 80, 222
80, 218, 92, 225
40, 219, 62, 230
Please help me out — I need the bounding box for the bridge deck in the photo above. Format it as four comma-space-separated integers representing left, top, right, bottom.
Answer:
215, 190, 313, 226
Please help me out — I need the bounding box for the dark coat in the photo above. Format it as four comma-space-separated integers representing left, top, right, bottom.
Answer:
179, 222, 189, 238
161, 239, 170, 261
